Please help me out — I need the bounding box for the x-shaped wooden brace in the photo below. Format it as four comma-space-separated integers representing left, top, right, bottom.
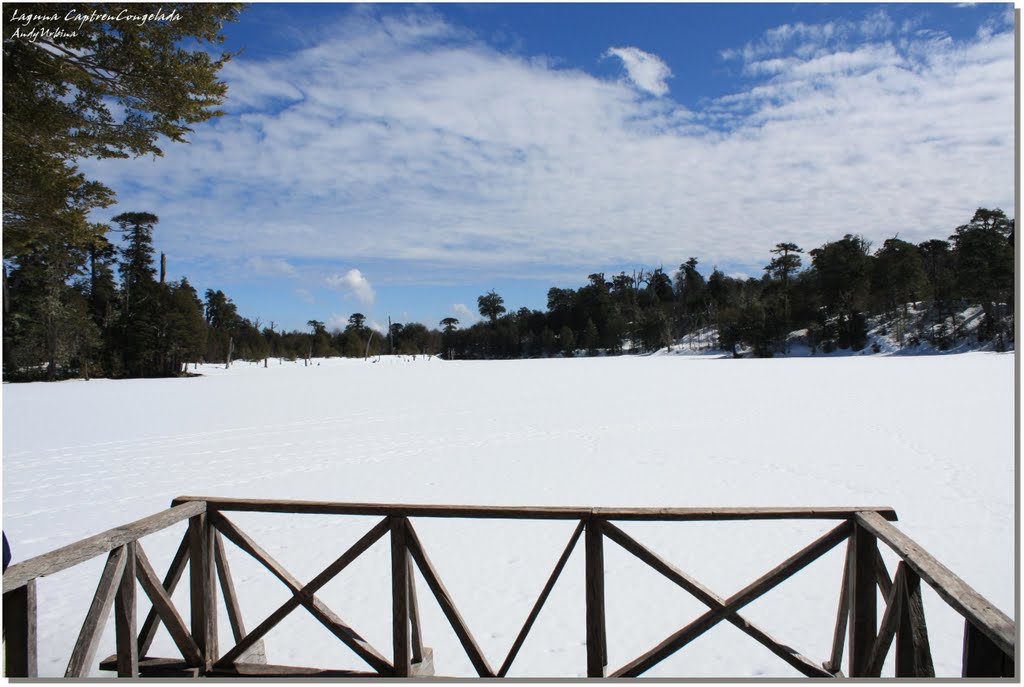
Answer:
209, 512, 395, 675
607, 520, 851, 677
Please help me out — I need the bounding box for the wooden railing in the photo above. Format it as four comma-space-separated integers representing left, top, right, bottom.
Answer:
2, 497, 1015, 678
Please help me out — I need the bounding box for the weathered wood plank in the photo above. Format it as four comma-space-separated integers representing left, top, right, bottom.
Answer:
114, 542, 139, 677
3, 501, 205, 593
209, 662, 381, 678
873, 545, 893, 598
66, 546, 127, 677
215, 531, 245, 642
135, 543, 202, 665
138, 530, 191, 657
895, 568, 934, 677
211, 512, 393, 675
408, 557, 424, 665
204, 516, 219, 664
498, 520, 585, 678
856, 511, 1014, 658
849, 523, 878, 677
963, 618, 1014, 677
585, 516, 607, 678
611, 520, 851, 677
602, 521, 833, 678
214, 530, 267, 664
866, 563, 905, 677
823, 537, 852, 675
404, 519, 495, 677
3, 579, 38, 677
172, 496, 897, 522
391, 517, 411, 677
188, 514, 215, 669
99, 655, 201, 677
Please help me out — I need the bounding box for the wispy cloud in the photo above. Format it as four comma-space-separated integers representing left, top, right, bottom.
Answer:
604, 46, 672, 96
246, 256, 296, 276
84, 8, 1015, 286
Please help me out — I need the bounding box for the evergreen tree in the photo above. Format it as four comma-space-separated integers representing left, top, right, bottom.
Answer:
157, 278, 207, 375
113, 212, 162, 376
478, 290, 506, 323
809, 235, 873, 350
871, 239, 927, 347
559, 325, 576, 357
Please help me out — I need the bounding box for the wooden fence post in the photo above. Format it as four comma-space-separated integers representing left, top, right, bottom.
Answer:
963, 618, 1014, 677
585, 516, 607, 678
3, 580, 37, 677
391, 517, 411, 677
848, 521, 878, 677
189, 512, 218, 671
114, 542, 138, 676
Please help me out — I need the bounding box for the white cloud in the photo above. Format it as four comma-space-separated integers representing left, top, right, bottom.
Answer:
83, 9, 1015, 283
452, 303, 475, 321
604, 46, 672, 96
325, 269, 376, 305
326, 314, 348, 331
295, 288, 315, 304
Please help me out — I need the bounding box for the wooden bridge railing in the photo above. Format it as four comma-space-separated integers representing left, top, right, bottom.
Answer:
2, 497, 1015, 678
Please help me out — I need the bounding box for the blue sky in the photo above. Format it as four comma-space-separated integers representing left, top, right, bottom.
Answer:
82, 3, 1016, 334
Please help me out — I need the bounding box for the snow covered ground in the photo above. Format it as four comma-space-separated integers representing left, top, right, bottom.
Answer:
2, 353, 1015, 677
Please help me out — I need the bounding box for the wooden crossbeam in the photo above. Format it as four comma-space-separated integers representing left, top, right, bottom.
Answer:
896, 569, 934, 677
602, 521, 833, 678
66, 545, 128, 677
498, 520, 585, 677
866, 563, 906, 676
210, 512, 393, 675
856, 511, 1014, 659
134, 543, 202, 666
408, 557, 424, 664
824, 537, 852, 674
611, 520, 852, 677
873, 545, 893, 598
404, 520, 495, 677
138, 530, 191, 657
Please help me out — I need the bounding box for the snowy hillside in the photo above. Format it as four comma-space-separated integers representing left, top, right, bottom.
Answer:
663, 303, 1013, 358
2, 353, 1015, 677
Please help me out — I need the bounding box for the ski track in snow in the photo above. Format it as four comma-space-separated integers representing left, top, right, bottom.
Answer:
1, 353, 1015, 677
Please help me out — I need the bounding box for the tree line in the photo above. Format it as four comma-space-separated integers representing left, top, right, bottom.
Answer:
441, 208, 1013, 360
9, 203, 1011, 380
